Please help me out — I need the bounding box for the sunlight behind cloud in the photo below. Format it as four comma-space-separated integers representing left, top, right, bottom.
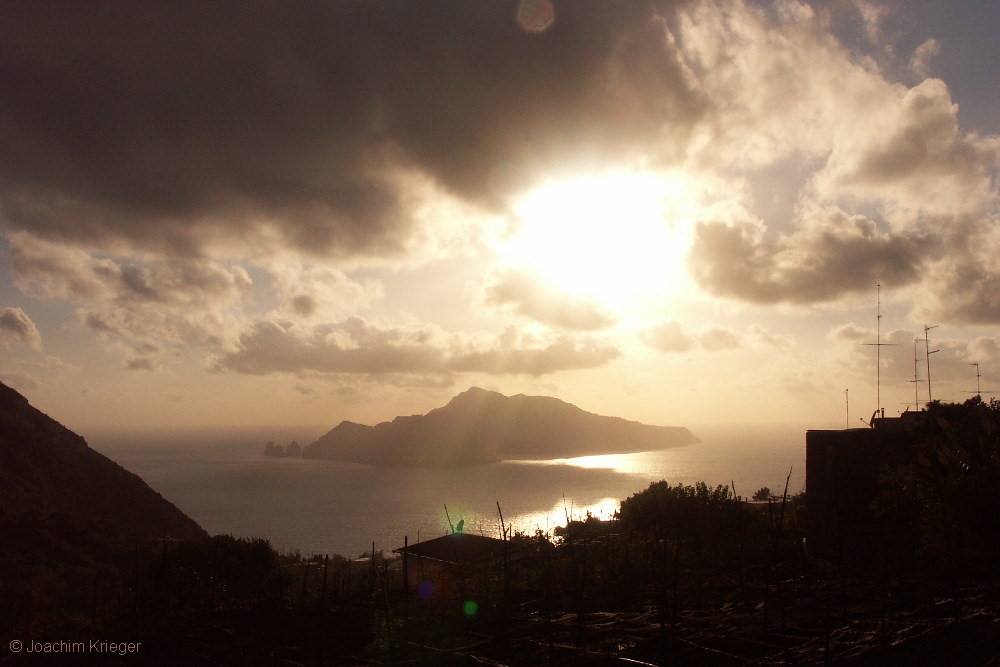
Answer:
500, 172, 696, 321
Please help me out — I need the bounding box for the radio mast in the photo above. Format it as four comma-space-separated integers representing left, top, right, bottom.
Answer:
965, 362, 996, 400
923, 325, 939, 403
845, 388, 849, 428
907, 338, 924, 411
862, 284, 896, 416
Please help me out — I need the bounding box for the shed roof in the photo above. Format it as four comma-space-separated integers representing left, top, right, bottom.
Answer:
393, 533, 506, 566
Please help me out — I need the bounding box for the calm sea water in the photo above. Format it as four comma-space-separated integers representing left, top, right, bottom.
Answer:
91, 425, 805, 559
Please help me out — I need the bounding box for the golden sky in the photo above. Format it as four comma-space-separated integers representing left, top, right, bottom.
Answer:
1, 1, 998, 435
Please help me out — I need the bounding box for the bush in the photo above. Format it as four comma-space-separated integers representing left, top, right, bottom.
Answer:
874, 397, 1000, 573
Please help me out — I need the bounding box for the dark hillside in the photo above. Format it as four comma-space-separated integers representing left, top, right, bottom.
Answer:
0, 381, 205, 546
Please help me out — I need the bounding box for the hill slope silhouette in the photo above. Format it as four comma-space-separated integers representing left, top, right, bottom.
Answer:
0, 381, 206, 558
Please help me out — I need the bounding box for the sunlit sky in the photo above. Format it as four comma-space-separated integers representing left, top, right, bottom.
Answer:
1, 1, 998, 437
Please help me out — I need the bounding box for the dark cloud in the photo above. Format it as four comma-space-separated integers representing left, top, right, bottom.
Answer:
931, 262, 1000, 325
9, 232, 251, 359
216, 317, 619, 377
0, 1, 701, 258
688, 210, 937, 304
125, 358, 156, 372
908, 216, 1000, 325
0, 306, 42, 350
9, 232, 252, 306
291, 295, 317, 318
484, 267, 616, 330
969, 337, 1000, 366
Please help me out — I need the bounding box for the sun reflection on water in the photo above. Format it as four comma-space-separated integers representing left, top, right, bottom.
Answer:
507, 496, 621, 537
526, 451, 655, 474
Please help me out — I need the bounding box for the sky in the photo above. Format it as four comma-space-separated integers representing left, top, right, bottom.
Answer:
0, 0, 998, 437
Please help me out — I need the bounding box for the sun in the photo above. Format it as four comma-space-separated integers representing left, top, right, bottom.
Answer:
500, 171, 695, 316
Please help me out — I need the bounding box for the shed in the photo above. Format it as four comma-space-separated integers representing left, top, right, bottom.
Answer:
394, 533, 508, 598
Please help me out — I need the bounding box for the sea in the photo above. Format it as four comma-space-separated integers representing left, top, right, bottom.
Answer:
90, 424, 806, 559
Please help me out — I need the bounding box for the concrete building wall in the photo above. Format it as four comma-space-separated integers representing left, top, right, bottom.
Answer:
805, 425, 917, 566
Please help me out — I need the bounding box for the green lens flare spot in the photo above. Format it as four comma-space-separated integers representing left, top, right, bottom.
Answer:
463, 600, 478, 616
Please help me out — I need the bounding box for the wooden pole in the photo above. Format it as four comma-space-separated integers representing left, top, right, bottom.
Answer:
496, 501, 507, 541
320, 555, 329, 610
402, 536, 409, 590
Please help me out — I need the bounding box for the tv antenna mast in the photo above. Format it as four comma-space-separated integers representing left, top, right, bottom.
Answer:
923, 324, 939, 403
965, 362, 995, 400
862, 284, 896, 417
845, 388, 849, 428
907, 337, 924, 411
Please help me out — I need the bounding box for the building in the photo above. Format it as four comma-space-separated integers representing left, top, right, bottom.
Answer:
805, 412, 924, 566
394, 532, 508, 599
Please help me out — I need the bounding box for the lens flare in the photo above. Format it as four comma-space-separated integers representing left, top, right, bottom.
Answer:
517, 0, 555, 33
417, 581, 435, 600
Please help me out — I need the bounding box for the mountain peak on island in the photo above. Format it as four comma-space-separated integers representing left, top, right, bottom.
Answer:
304, 388, 698, 467
441, 385, 504, 407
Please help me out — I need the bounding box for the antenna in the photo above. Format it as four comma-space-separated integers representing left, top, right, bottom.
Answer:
845, 388, 849, 428
861, 284, 897, 415
923, 325, 939, 403
964, 362, 996, 399
907, 337, 924, 411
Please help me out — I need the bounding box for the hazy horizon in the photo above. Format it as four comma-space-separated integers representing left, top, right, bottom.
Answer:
79, 393, 811, 454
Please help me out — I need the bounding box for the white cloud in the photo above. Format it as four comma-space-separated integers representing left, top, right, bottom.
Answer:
910, 38, 940, 79
641, 321, 752, 353
698, 326, 742, 352
854, 1, 888, 45
0, 306, 42, 350
829, 323, 873, 343
216, 318, 620, 378
641, 321, 696, 353
482, 267, 616, 331
816, 78, 1000, 215
263, 261, 384, 320
748, 323, 794, 348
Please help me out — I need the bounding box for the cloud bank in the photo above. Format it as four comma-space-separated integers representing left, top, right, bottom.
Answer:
1, 0, 998, 389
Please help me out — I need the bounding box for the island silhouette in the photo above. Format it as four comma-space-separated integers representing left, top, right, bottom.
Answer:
302, 386, 699, 466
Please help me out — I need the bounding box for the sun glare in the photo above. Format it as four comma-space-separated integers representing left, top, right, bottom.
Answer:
502, 172, 695, 317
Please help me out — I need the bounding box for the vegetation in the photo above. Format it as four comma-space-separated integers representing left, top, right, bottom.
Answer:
874, 396, 1000, 575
